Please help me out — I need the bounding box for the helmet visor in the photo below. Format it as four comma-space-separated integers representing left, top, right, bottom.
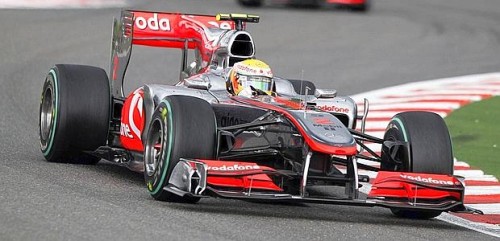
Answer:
239, 75, 273, 92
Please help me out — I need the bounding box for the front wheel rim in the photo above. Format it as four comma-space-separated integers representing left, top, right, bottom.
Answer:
40, 84, 54, 148
145, 118, 164, 177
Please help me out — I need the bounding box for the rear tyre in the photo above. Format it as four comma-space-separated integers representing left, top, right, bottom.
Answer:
381, 111, 454, 219
237, 0, 262, 7
39, 64, 110, 164
144, 96, 217, 203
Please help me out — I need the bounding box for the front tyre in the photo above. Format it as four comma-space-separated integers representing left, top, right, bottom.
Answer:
144, 96, 217, 203
39, 64, 110, 164
381, 111, 454, 219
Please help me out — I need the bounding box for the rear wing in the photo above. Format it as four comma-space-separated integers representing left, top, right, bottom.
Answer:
129, 11, 235, 48
110, 10, 258, 97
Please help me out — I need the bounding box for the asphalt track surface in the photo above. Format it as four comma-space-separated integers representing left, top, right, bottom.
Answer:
1, 0, 500, 240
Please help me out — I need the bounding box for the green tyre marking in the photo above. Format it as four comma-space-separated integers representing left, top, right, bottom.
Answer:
150, 100, 174, 195
392, 116, 412, 171
42, 69, 59, 157
392, 117, 408, 142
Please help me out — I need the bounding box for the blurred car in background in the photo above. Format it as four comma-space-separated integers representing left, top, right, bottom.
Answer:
237, 0, 370, 12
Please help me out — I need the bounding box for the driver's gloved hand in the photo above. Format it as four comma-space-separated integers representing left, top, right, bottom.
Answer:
237, 86, 253, 98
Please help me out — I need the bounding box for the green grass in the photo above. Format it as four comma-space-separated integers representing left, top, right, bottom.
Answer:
445, 96, 500, 178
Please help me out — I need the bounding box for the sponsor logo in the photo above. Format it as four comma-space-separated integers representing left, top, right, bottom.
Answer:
234, 64, 272, 77
312, 117, 334, 125
208, 164, 261, 171
120, 122, 133, 138
317, 105, 350, 113
120, 89, 143, 139
135, 13, 171, 31
312, 124, 343, 131
129, 90, 143, 139
220, 115, 244, 127
310, 116, 343, 130
400, 174, 458, 185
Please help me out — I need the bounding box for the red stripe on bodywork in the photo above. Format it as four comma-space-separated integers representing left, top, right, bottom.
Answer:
198, 160, 283, 191
207, 174, 282, 191
368, 171, 463, 201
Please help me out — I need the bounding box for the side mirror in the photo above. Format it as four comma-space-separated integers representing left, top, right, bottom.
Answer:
181, 61, 199, 80
184, 77, 211, 90
314, 89, 337, 98
187, 61, 198, 76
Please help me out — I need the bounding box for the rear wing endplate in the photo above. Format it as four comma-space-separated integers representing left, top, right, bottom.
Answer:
109, 10, 244, 98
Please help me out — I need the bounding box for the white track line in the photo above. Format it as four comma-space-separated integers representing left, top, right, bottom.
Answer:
455, 170, 486, 178
464, 204, 500, 214
364, 121, 391, 130
465, 186, 500, 196
351, 73, 500, 101
454, 160, 471, 168
366, 102, 462, 110
359, 95, 484, 103
464, 176, 499, 182
437, 213, 500, 238
364, 131, 385, 138
365, 110, 448, 118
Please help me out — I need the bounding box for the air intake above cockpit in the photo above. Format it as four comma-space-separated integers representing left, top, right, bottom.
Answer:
230, 32, 254, 57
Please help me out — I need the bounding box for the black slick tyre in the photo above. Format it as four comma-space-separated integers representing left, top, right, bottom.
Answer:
381, 111, 454, 219
39, 64, 110, 164
144, 96, 217, 203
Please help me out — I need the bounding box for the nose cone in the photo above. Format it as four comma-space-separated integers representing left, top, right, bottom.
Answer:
290, 110, 355, 146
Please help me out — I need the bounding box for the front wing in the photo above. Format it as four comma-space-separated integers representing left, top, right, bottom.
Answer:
165, 159, 473, 213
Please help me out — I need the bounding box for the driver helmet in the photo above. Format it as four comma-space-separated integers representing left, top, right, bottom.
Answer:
228, 59, 274, 95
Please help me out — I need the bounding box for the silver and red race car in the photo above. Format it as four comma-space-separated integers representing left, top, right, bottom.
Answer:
237, 0, 370, 12
39, 11, 480, 219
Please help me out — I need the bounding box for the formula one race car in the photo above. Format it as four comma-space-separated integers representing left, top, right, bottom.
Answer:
39, 11, 478, 219
237, 0, 370, 12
